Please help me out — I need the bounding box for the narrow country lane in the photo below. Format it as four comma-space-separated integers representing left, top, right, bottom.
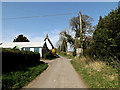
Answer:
23, 57, 88, 88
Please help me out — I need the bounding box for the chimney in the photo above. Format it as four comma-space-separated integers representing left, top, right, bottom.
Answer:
46, 34, 48, 39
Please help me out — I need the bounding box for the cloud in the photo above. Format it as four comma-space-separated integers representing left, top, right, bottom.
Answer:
2, 28, 61, 49
2, 30, 31, 42
48, 29, 61, 48
2, 28, 74, 51
2, 30, 18, 42
30, 36, 44, 42
26, 29, 61, 48
49, 29, 74, 51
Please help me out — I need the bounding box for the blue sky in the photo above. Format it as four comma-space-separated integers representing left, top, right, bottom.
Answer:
2, 2, 118, 48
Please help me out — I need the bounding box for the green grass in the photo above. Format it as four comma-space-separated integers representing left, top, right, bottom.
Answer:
2, 62, 48, 89
71, 56, 119, 88
58, 52, 74, 59
65, 54, 74, 59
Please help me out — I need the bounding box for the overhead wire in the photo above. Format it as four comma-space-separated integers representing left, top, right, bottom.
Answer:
1, 3, 78, 20
3, 12, 75, 20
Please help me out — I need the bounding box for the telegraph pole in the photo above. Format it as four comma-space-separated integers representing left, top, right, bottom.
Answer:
75, 10, 83, 57
79, 11, 82, 36
79, 10, 83, 56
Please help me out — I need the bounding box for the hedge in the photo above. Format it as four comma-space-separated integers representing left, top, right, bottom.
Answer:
2, 48, 40, 72
93, 8, 120, 62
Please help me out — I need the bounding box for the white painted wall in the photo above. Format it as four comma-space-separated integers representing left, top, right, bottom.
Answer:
30, 48, 34, 52
25, 47, 42, 57
39, 48, 42, 57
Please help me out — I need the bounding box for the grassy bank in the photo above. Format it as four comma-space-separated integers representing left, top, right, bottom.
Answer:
2, 61, 48, 89
71, 56, 119, 88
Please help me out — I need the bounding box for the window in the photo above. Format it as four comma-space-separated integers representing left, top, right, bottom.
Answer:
25, 47, 30, 51
34, 48, 39, 53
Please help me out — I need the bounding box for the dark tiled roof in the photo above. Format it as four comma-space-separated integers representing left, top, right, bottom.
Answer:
44, 34, 54, 49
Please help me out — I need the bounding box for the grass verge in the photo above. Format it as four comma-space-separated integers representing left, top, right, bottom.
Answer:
2, 61, 48, 89
71, 56, 119, 88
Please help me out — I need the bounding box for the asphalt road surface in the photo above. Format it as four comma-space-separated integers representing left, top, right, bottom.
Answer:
23, 56, 88, 88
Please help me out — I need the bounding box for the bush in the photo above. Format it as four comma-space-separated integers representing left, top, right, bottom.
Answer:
83, 46, 95, 58
44, 51, 55, 60
2, 48, 40, 72
52, 49, 56, 55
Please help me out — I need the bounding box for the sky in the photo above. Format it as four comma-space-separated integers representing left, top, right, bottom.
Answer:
2, 2, 118, 49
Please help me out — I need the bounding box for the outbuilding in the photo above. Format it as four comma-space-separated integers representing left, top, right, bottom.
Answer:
0, 34, 54, 57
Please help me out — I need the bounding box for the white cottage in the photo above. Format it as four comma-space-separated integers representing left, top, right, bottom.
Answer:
0, 34, 54, 57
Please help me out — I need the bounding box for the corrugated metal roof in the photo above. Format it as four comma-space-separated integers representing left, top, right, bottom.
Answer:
0, 41, 45, 48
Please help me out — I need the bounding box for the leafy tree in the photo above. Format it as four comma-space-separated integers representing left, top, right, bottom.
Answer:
13, 34, 30, 42
61, 38, 67, 52
93, 8, 120, 61
58, 15, 94, 49
57, 46, 61, 53
70, 15, 94, 37
59, 30, 75, 48
57, 14, 94, 56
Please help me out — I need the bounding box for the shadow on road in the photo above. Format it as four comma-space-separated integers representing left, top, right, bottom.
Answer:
55, 54, 60, 58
